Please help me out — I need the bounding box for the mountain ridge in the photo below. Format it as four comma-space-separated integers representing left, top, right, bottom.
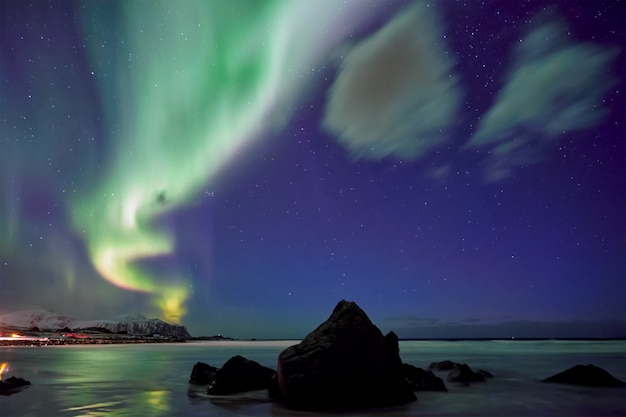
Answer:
0, 308, 191, 339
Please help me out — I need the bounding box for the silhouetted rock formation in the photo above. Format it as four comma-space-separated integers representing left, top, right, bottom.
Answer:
402, 363, 447, 391
207, 355, 275, 395
543, 364, 625, 387
0, 376, 30, 395
189, 362, 219, 385
271, 300, 416, 410
427, 360, 493, 385
447, 363, 486, 384
428, 360, 461, 371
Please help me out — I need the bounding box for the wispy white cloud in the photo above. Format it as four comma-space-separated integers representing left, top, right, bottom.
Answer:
322, 2, 460, 160
468, 18, 619, 181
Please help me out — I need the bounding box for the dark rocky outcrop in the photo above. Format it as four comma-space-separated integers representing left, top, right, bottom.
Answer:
271, 300, 416, 410
207, 355, 275, 395
0, 376, 31, 395
402, 363, 447, 391
427, 360, 493, 384
189, 362, 219, 385
428, 360, 461, 371
542, 364, 625, 387
447, 364, 486, 384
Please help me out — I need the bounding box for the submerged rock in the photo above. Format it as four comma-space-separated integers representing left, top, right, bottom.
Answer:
447, 364, 486, 384
427, 360, 493, 384
543, 364, 625, 387
207, 355, 275, 395
271, 300, 416, 410
428, 360, 461, 371
0, 376, 31, 395
402, 363, 447, 391
189, 361, 219, 385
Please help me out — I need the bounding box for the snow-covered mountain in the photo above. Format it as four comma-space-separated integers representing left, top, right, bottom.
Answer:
0, 309, 75, 330
0, 309, 191, 339
80, 317, 191, 339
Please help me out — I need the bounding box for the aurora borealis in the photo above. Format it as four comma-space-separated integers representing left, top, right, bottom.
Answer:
1, 0, 624, 338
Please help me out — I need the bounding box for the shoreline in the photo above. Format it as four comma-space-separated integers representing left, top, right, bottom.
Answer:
0, 336, 187, 347
2, 336, 624, 348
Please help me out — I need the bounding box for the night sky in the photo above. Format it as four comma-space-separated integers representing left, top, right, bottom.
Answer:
1, 0, 624, 339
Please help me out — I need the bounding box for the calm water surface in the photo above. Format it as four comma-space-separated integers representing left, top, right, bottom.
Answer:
1, 340, 624, 416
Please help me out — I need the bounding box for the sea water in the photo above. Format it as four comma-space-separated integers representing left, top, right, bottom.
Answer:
0, 340, 624, 417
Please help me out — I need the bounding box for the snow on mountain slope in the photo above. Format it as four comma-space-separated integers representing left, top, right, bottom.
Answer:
76, 318, 191, 339
0, 309, 191, 338
0, 308, 76, 330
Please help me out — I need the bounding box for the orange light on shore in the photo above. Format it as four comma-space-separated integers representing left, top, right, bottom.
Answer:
10, 333, 23, 338
0, 362, 8, 380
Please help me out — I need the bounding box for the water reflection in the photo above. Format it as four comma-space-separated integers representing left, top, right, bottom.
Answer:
0, 341, 623, 417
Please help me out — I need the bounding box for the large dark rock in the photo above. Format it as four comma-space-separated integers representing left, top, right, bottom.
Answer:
447, 364, 486, 384
402, 363, 447, 391
0, 376, 31, 396
189, 361, 219, 385
207, 355, 275, 395
271, 300, 416, 410
543, 364, 625, 387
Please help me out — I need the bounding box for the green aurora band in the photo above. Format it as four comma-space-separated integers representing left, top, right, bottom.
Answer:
71, 1, 366, 321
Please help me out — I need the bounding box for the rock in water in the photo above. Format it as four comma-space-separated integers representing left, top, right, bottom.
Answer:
207, 355, 275, 395
189, 362, 219, 385
402, 363, 447, 391
447, 363, 486, 384
543, 364, 625, 387
428, 360, 461, 371
272, 300, 416, 410
0, 376, 31, 395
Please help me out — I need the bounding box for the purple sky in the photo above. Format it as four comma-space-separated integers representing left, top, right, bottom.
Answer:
1, 0, 624, 338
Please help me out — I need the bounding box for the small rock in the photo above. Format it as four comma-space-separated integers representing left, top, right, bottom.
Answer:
402, 363, 447, 391
428, 360, 461, 371
207, 355, 275, 395
447, 364, 485, 384
0, 376, 31, 395
189, 361, 219, 385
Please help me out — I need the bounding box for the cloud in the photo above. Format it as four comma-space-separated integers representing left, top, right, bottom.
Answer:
462, 317, 482, 323
381, 318, 626, 339
385, 315, 439, 326
322, 2, 460, 160
468, 17, 619, 181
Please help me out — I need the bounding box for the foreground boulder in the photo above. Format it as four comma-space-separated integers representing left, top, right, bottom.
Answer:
543, 364, 625, 387
271, 300, 416, 410
402, 364, 447, 391
189, 362, 219, 385
207, 355, 275, 395
0, 376, 30, 395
